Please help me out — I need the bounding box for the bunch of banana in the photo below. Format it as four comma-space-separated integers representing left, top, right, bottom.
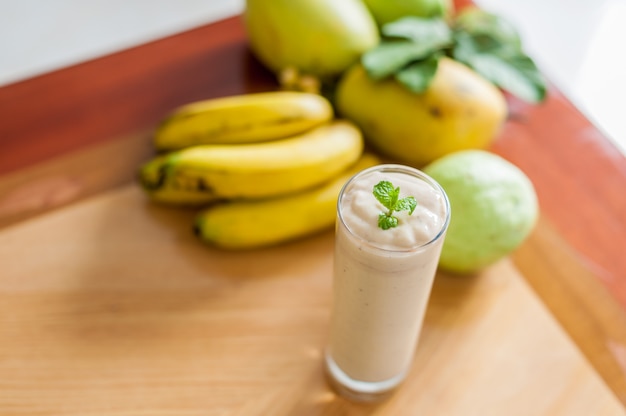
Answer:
139, 91, 373, 249
194, 153, 380, 249
140, 120, 364, 204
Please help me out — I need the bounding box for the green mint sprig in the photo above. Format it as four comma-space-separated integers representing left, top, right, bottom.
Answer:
373, 181, 417, 230
362, 8, 546, 103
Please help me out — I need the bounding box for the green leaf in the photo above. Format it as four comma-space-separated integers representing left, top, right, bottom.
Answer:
373, 181, 418, 230
373, 181, 399, 211
362, 40, 440, 80
363, 17, 453, 83
378, 214, 398, 230
395, 55, 440, 93
395, 196, 417, 215
467, 52, 546, 103
452, 30, 500, 61
382, 17, 452, 49
452, 31, 546, 103
455, 8, 522, 50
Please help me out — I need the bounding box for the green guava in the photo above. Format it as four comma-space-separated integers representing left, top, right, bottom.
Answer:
244, 0, 379, 78
423, 150, 539, 273
362, 0, 453, 26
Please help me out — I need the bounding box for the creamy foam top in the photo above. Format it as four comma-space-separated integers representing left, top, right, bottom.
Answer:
339, 170, 448, 251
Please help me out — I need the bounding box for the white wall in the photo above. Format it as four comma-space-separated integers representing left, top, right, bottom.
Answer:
0, 0, 244, 85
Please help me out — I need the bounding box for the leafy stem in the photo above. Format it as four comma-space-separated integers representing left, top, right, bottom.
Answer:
361, 8, 546, 103
373, 181, 417, 230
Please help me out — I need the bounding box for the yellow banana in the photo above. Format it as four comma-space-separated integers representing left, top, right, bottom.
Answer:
139, 120, 364, 203
154, 91, 333, 150
144, 187, 216, 206
193, 153, 381, 249
138, 155, 216, 206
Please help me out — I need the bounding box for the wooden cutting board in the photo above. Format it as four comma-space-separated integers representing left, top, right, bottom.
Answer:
0, 184, 623, 415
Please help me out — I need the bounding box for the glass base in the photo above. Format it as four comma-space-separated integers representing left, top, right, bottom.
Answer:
324, 351, 407, 402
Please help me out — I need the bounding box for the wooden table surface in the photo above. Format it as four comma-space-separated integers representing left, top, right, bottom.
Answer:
1, 7, 626, 415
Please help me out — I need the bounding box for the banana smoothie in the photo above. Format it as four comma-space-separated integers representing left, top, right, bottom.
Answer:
325, 165, 450, 401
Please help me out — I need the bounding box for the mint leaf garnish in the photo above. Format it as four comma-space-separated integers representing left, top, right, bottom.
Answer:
372, 180, 399, 210
395, 196, 417, 215
373, 181, 418, 230
378, 214, 398, 230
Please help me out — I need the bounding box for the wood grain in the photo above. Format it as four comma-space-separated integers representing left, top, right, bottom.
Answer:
492, 90, 626, 307
512, 217, 626, 404
0, 185, 623, 415
0, 130, 152, 229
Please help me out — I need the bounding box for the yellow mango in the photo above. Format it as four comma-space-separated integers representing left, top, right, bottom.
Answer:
336, 58, 507, 167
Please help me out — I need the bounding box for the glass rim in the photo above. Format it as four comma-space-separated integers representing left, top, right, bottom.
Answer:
336, 164, 451, 254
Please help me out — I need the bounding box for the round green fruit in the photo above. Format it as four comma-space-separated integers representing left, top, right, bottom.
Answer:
244, 0, 379, 78
362, 0, 453, 26
423, 150, 539, 273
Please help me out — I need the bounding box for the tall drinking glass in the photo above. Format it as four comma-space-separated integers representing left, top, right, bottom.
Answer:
325, 164, 450, 401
